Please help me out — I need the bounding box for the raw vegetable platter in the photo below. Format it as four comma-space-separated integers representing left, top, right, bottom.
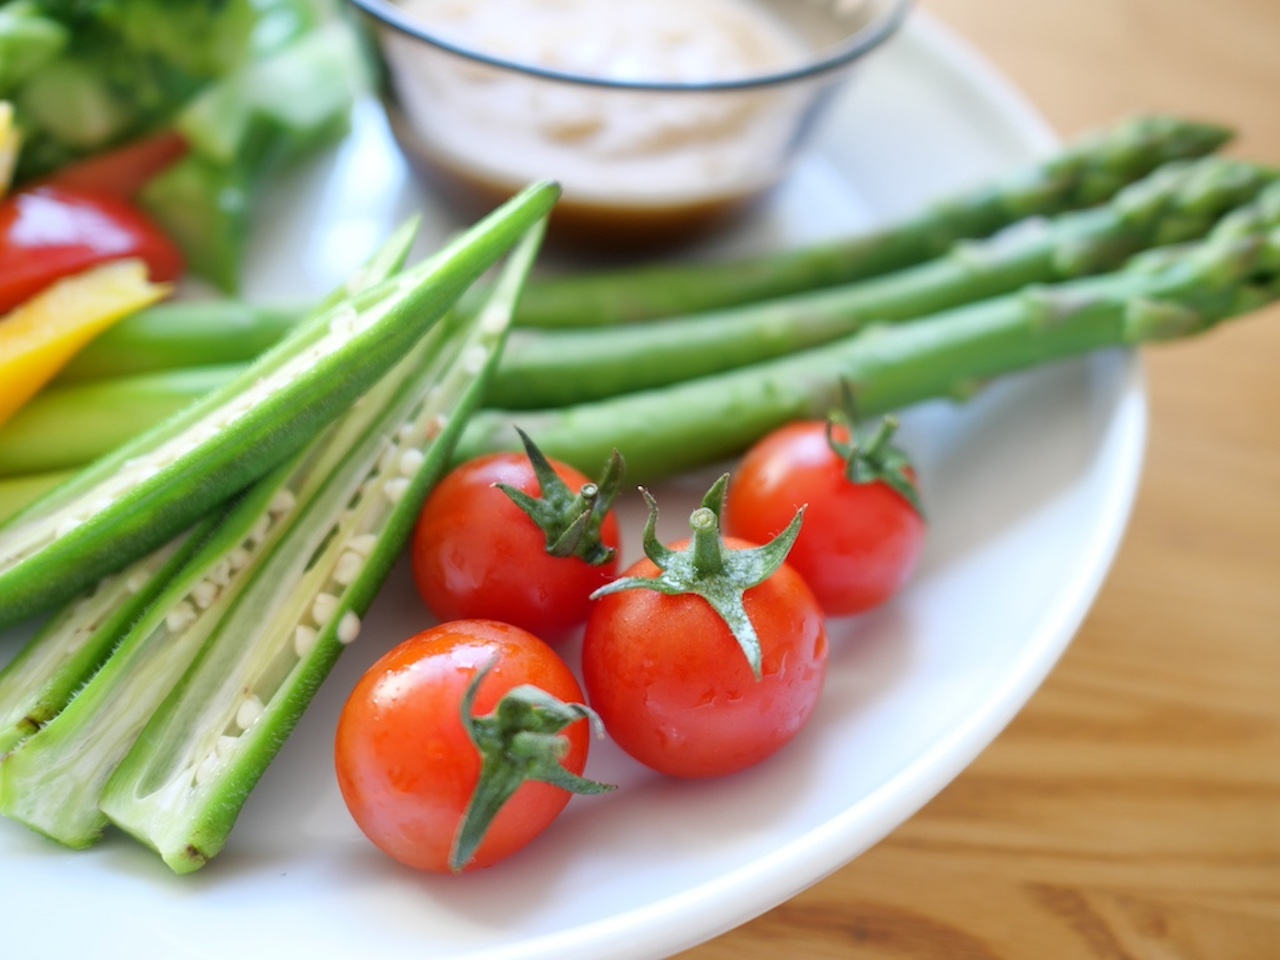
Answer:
0, 16, 1146, 960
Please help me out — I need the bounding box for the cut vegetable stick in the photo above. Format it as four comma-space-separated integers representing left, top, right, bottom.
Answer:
0, 259, 169, 426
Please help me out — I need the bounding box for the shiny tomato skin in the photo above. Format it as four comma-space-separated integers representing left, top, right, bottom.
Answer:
411, 453, 621, 639
0, 185, 184, 313
725, 422, 925, 618
334, 619, 591, 873
581, 538, 828, 779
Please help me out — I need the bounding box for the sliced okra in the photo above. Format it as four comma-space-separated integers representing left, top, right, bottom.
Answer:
99, 221, 545, 873
0, 181, 559, 629
0, 523, 210, 756
0, 461, 305, 847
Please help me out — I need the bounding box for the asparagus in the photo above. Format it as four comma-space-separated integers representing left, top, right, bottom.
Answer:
489, 115, 1233, 329
458, 183, 1280, 483
490, 157, 1274, 409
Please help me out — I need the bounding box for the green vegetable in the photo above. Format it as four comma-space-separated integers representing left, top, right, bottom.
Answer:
0, 519, 213, 757
142, 17, 369, 290
458, 182, 1280, 483
0, 366, 241, 476
54, 300, 304, 383
0, 180, 559, 629
99, 219, 545, 872
490, 115, 1235, 329
0, 470, 71, 525
7, 1, 365, 290
0, 2, 67, 95
490, 156, 1275, 408
10, 154, 1267, 478
0, 457, 312, 846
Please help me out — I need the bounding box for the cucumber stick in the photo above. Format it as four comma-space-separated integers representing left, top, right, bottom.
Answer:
0, 180, 559, 629
101, 220, 546, 872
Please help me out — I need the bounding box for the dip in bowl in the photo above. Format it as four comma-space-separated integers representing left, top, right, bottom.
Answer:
349, 0, 911, 249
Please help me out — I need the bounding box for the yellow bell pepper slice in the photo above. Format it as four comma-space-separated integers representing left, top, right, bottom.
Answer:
0, 102, 18, 198
0, 259, 169, 427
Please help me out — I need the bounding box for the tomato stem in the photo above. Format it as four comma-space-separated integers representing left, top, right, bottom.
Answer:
591, 475, 804, 679
495, 427, 623, 566
826, 383, 926, 518
452, 663, 614, 873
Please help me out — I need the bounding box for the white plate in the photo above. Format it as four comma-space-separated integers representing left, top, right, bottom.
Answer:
0, 13, 1145, 960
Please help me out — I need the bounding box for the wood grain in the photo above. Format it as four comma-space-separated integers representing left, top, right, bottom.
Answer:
677, 0, 1280, 957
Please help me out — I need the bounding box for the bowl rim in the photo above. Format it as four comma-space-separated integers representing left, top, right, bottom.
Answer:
345, 0, 914, 92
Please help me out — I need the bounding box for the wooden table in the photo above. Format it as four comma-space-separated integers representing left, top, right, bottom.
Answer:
679, 1, 1280, 957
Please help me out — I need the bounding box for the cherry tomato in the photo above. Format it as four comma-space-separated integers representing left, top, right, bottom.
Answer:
582, 537, 828, 779
411, 453, 621, 638
334, 619, 595, 872
724, 421, 925, 617
0, 184, 185, 314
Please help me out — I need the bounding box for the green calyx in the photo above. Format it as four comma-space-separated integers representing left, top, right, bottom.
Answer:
453, 664, 614, 873
827, 386, 925, 519
591, 475, 803, 679
496, 427, 623, 566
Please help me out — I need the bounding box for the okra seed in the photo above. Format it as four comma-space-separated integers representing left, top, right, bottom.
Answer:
194, 752, 222, 786
125, 571, 149, 594
192, 580, 220, 610
395, 423, 414, 443
337, 611, 361, 645
377, 440, 398, 473
269, 489, 297, 516
384, 477, 411, 504
215, 734, 241, 761
235, 694, 266, 731
480, 307, 508, 335
209, 561, 232, 588
228, 547, 251, 571
347, 534, 378, 557
334, 551, 364, 586
425, 413, 448, 440
312, 592, 340, 625
165, 601, 197, 633
461, 344, 488, 375
398, 448, 425, 476
248, 515, 270, 546
294, 625, 319, 658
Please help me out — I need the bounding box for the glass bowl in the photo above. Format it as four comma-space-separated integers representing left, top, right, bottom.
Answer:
347, 0, 912, 250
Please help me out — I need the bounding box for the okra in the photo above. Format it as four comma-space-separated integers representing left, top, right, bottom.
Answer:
0, 523, 209, 756
0, 458, 312, 846
0, 180, 559, 628
98, 221, 544, 873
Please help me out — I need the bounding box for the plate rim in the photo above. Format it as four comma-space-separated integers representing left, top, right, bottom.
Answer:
0, 11, 1150, 960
